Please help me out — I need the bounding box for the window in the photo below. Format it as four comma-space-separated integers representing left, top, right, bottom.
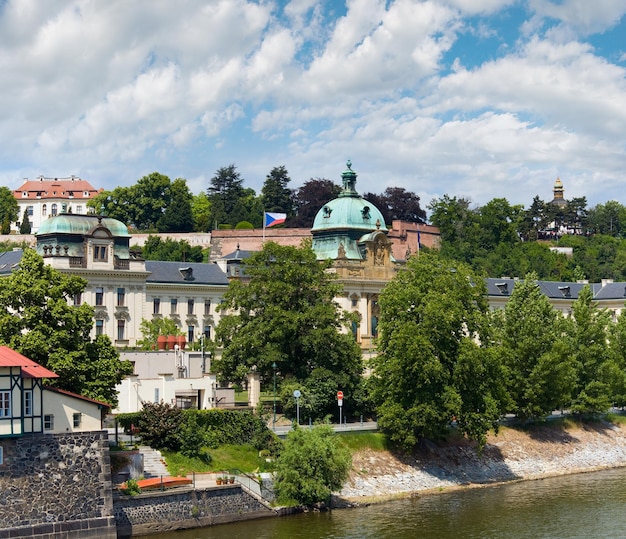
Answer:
51, 203, 58, 216
95, 287, 103, 306
204, 326, 211, 339
153, 298, 161, 314
75, 205, 83, 214
73, 293, 82, 306
204, 300, 211, 316
22, 191, 27, 197
117, 287, 125, 306
187, 325, 194, 344
73, 413, 82, 428
0, 391, 11, 418
93, 245, 107, 261
27, 205, 33, 216
24, 390, 33, 416
154, 388, 160, 403
187, 299, 194, 315
170, 298, 178, 314
95, 319, 104, 336
0, 446, 3, 465
44, 414, 54, 430
117, 319, 125, 341
42, 204, 47, 216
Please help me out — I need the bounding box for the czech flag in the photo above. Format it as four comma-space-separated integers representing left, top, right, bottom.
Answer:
264, 212, 287, 228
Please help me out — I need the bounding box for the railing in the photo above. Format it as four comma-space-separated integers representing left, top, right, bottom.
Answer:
114, 258, 130, 270
69, 256, 86, 268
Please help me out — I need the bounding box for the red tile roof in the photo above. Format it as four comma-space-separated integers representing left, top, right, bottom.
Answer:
0, 346, 58, 378
13, 177, 99, 200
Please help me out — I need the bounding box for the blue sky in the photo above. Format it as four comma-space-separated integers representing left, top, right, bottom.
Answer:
0, 0, 625, 213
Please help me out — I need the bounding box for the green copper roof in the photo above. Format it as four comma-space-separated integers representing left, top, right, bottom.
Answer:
311, 161, 387, 234
37, 213, 130, 237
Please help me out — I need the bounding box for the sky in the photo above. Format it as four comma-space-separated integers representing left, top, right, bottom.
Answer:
0, 0, 625, 214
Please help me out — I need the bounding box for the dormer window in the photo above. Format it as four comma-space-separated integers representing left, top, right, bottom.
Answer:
93, 245, 107, 261
361, 206, 371, 220
495, 282, 508, 294
22, 191, 27, 197
323, 206, 332, 218
179, 267, 194, 280
558, 286, 571, 297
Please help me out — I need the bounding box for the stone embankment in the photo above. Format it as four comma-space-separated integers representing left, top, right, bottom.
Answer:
338, 420, 626, 504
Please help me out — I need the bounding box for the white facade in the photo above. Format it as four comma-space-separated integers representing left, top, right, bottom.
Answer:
115, 350, 217, 414
12, 176, 99, 233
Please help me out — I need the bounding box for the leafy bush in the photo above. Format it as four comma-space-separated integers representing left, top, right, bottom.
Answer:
137, 402, 183, 451
121, 478, 142, 496
274, 424, 351, 506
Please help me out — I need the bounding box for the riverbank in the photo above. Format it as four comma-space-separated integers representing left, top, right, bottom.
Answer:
337, 418, 626, 505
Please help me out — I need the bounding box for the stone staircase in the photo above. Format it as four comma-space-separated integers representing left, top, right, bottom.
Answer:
139, 446, 170, 479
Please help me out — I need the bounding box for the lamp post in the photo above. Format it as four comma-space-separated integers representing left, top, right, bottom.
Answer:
272, 362, 277, 430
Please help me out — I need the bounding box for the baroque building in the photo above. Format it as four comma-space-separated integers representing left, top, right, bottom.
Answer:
12, 175, 100, 233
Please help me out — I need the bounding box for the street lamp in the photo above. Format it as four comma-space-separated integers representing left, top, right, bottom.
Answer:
272, 362, 277, 429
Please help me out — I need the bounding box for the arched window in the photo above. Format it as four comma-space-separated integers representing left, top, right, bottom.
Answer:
42, 204, 47, 216
51, 204, 58, 216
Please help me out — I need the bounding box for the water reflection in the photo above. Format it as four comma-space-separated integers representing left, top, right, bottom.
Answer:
151, 467, 626, 539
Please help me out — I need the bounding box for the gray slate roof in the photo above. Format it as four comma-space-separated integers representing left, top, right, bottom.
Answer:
145, 260, 229, 286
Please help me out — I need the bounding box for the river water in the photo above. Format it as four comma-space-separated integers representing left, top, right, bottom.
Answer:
151, 467, 626, 538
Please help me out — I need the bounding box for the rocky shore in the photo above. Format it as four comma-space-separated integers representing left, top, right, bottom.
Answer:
337, 419, 626, 504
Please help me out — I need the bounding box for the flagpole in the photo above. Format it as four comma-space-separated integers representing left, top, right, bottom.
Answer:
262, 211, 266, 243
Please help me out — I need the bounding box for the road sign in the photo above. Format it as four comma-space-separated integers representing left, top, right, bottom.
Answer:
337, 391, 344, 399
293, 390, 301, 398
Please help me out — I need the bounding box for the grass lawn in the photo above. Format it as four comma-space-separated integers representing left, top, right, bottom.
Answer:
163, 443, 273, 476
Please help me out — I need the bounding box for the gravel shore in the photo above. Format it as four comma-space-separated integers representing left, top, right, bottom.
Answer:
337, 420, 626, 503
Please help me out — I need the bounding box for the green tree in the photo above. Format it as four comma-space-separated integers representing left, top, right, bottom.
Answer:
261, 166, 294, 215
138, 317, 183, 350
608, 310, 626, 407
157, 178, 194, 232
0, 186, 19, 230
492, 274, 575, 419
191, 192, 211, 232
428, 195, 479, 263
567, 285, 614, 415
274, 424, 351, 505
19, 209, 31, 234
371, 252, 505, 450
0, 249, 132, 405
207, 164, 245, 228
141, 235, 204, 262
214, 241, 363, 419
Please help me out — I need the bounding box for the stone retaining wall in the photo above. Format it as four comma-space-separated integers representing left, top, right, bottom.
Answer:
0, 431, 116, 539
114, 484, 275, 537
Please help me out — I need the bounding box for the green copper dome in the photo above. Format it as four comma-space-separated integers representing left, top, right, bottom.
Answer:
311, 161, 387, 234
37, 213, 130, 237
311, 161, 388, 261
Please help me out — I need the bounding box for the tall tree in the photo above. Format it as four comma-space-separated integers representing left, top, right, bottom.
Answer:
19, 208, 32, 234
214, 241, 362, 418
191, 192, 211, 232
207, 164, 245, 228
0, 186, 19, 231
261, 166, 294, 215
290, 179, 341, 228
428, 195, 479, 263
0, 249, 132, 405
372, 252, 505, 450
492, 274, 576, 419
567, 285, 614, 415
364, 187, 426, 224
157, 178, 194, 232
